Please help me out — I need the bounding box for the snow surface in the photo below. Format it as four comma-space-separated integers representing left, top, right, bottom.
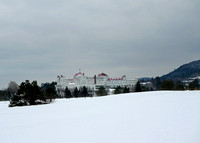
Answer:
0, 91, 200, 143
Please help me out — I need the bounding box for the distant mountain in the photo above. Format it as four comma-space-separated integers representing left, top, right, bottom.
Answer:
161, 60, 200, 81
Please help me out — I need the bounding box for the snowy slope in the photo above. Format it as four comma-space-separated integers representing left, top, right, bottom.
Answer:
0, 91, 200, 143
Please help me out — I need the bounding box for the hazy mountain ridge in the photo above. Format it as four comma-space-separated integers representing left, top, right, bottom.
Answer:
161, 60, 200, 81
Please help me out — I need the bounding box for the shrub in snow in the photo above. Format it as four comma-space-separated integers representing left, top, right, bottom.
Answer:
9, 94, 29, 107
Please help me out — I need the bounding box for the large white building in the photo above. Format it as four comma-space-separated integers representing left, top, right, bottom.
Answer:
56, 72, 137, 96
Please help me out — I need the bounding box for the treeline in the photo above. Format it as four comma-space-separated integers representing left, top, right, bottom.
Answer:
135, 77, 200, 92
64, 86, 113, 97
1, 77, 200, 107
64, 86, 131, 98
145, 77, 200, 91
64, 86, 91, 98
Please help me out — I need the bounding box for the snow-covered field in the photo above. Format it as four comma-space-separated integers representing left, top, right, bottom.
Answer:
0, 91, 200, 143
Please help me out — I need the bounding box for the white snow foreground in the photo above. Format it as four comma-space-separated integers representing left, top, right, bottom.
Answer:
0, 91, 200, 143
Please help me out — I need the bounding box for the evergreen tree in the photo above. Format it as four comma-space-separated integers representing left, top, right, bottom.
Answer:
175, 81, 185, 90
17, 80, 32, 104
80, 86, 88, 97
41, 82, 57, 100
152, 77, 162, 90
41, 82, 57, 92
123, 86, 130, 93
96, 86, 108, 96
193, 79, 199, 89
65, 87, 72, 98
176, 84, 185, 90
189, 79, 199, 90
135, 81, 141, 92
114, 86, 122, 94
141, 85, 147, 91
45, 86, 56, 102
161, 80, 175, 90
73, 87, 80, 98
29, 81, 42, 105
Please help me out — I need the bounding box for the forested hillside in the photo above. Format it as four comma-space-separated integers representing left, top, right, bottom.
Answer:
161, 60, 200, 80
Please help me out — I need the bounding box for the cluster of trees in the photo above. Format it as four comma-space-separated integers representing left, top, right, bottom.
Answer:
96, 86, 108, 96
151, 77, 200, 90
187, 79, 200, 90
114, 86, 130, 94
135, 81, 142, 92
161, 79, 199, 90
64, 86, 90, 98
137, 77, 200, 92
41, 82, 57, 101
64, 86, 127, 98
9, 80, 57, 107
64, 85, 130, 98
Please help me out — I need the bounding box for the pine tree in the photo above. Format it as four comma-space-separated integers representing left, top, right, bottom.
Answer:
161, 80, 175, 90
123, 86, 130, 93
30, 81, 42, 105
73, 87, 80, 98
114, 86, 122, 94
80, 86, 88, 97
45, 87, 56, 102
41, 82, 57, 100
152, 77, 161, 90
175, 81, 185, 90
135, 81, 141, 92
96, 86, 108, 96
65, 87, 72, 98
189, 79, 199, 90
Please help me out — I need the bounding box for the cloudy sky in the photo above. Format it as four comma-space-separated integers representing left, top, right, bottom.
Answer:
0, 0, 200, 88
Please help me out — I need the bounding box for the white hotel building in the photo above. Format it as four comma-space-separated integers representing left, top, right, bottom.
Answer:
56, 72, 137, 96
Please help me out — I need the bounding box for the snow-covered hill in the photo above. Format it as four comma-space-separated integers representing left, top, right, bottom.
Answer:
0, 91, 200, 143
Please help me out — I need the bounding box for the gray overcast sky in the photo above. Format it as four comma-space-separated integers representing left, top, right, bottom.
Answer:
0, 0, 200, 88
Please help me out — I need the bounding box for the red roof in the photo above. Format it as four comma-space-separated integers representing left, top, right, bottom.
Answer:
98, 73, 108, 76
74, 72, 84, 77
107, 77, 123, 81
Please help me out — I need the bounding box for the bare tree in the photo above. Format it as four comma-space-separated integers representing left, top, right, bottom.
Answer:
7, 81, 19, 97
